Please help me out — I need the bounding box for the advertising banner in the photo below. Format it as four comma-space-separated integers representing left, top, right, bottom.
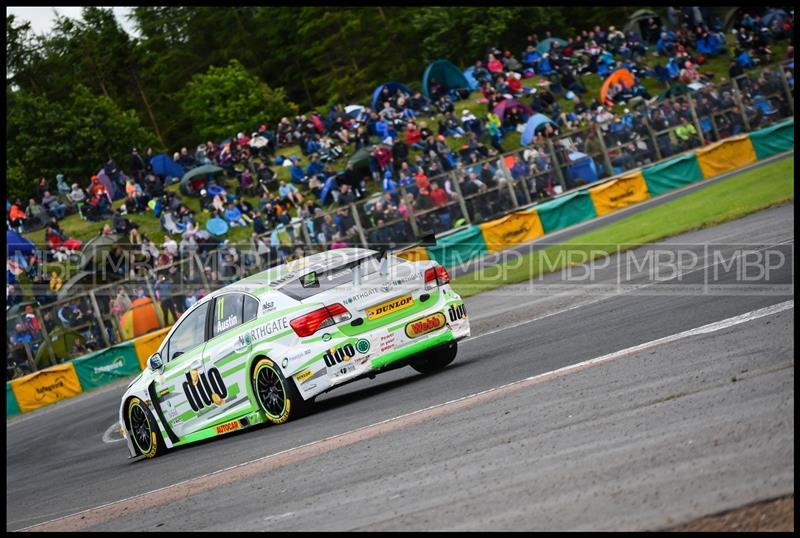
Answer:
479, 208, 544, 253
72, 343, 141, 391
642, 153, 704, 196
10, 362, 83, 413
534, 190, 597, 234
696, 134, 757, 179
426, 225, 488, 269
589, 171, 651, 217
748, 119, 794, 160
395, 246, 430, 262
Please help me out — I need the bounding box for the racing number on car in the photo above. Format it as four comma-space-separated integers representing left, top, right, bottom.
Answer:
182, 366, 228, 412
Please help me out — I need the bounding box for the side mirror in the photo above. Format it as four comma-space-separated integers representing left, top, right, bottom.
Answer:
148, 353, 164, 371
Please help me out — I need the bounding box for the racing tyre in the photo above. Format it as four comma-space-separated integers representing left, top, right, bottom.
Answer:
127, 397, 166, 459
252, 358, 310, 425
410, 341, 458, 374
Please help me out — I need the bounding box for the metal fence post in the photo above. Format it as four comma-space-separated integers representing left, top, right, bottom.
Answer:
778, 65, 794, 114
686, 92, 706, 146
88, 289, 111, 349
449, 170, 473, 223
730, 75, 752, 132
193, 253, 209, 290
349, 202, 369, 248
545, 138, 567, 192
498, 156, 519, 209
398, 183, 420, 239
594, 123, 615, 178
642, 115, 663, 161
144, 276, 166, 329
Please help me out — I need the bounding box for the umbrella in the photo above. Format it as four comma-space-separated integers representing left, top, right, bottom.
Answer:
180, 164, 223, 184
206, 216, 229, 237
180, 164, 224, 196
344, 105, 365, 118
537, 37, 568, 54
249, 136, 269, 148
319, 175, 340, 206
119, 297, 163, 340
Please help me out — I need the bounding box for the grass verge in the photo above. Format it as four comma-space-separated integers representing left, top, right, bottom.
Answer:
450, 156, 794, 298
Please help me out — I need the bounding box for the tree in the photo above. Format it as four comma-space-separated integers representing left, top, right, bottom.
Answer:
6, 85, 156, 200
180, 60, 298, 142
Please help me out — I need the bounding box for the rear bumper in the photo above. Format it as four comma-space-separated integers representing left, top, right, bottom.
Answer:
370, 330, 455, 370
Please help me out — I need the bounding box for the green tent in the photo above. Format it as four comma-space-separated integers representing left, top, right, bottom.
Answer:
421, 59, 470, 99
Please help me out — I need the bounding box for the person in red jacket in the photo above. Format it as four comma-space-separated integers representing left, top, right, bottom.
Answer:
9, 200, 27, 232
405, 122, 424, 150
429, 181, 449, 208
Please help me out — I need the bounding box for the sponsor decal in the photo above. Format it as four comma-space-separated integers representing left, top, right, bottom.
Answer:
323, 343, 356, 367
336, 363, 356, 377
182, 366, 229, 412
216, 314, 239, 334
238, 317, 290, 347
342, 273, 422, 306
303, 383, 318, 391
448, 303, 468, 322
282, 358, 289, 368
261, 301, 276, 313
609, 189, 635, 203
296, 369, 314, 383
366, 294, 414, 320
215, 420, 241, 435
322, 333, 332, 342
355, 339, 371, 354
405, 313, 447, 338
380, 333, 396, 352
92, 357, 125, 375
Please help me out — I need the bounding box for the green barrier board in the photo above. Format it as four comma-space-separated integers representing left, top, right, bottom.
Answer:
535, 190, 597, 234
72, 343, 141, 391
642, 153, 704, 196
748, 119, 795, 160
7, 383, 21, 417
426, 225, 488, 269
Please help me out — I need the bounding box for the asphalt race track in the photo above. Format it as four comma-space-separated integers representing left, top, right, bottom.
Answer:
6, 203, 794, 531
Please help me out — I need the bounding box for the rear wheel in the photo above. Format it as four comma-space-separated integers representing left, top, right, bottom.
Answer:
127, 397, 166, 458
410, 341, 458, 374
252, 358, 310, 424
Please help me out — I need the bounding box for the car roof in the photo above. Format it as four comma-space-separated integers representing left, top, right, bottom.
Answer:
231, 247, 377, 292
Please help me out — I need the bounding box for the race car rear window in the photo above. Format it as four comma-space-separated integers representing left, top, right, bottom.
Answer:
280, 254, 408, 301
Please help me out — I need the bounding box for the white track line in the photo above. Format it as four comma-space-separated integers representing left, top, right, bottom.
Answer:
17, 299, 793, 532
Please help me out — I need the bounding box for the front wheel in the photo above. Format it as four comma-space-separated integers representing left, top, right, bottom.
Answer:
252, 358, 310, 425
410, 341, 458, 374
127, 397, 166, 458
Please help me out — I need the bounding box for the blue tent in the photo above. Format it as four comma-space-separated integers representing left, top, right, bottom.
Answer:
371, 82, 414, 111
150, 154, 185, 179
537, 37, 568, 54
520, 113, 558, 146
421, 59, 470, 99
762, 9, 788, 31
7, 230, 35, 258
463, 67, 479, 90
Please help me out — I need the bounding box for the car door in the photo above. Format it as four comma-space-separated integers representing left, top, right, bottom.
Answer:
195, 293, 261, 431
153, 301, 211, 438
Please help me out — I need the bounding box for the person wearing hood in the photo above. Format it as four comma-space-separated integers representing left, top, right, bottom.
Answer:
56, 174, 71, 195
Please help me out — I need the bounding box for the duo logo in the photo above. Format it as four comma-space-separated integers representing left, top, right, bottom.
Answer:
323, 343, 356, 367
182, 367, 228, 412
448, 303, 467, 322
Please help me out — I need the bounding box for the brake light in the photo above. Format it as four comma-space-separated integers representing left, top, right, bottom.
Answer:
290, 303, 351, 337
424, 265, 451, 290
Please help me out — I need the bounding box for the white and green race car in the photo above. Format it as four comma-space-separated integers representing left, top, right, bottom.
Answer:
120, 247, 470, 458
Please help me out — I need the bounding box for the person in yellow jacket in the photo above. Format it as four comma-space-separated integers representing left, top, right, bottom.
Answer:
49, 271, 63, 292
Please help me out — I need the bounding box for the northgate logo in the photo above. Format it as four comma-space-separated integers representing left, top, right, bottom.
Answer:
182, 367, 228, 412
